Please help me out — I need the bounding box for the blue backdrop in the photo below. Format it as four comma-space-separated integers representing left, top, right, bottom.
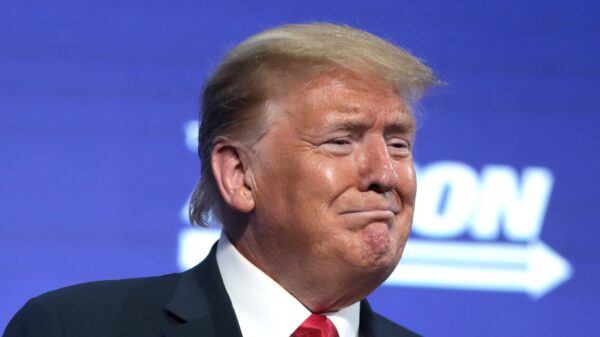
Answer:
1, 1, 599, 336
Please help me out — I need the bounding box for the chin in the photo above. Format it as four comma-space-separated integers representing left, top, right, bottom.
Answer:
360, 222, 393, 256
355, 223, 406, 273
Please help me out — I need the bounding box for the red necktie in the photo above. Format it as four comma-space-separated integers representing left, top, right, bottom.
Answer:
292, 314, 339, 337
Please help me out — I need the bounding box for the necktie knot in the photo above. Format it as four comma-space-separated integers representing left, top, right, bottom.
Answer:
292, 314, 339, 337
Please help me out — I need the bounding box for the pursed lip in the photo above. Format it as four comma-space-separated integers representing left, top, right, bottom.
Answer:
340, 204, 400, 215
339, 204, 400, 221
339, 208, 397, 229
340, 209, 396, 217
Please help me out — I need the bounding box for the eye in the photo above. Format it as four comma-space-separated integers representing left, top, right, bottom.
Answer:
387, 139, 411, 156
329, 138, 351, 146
321, 137, 354, 155
389, 141, 408, 148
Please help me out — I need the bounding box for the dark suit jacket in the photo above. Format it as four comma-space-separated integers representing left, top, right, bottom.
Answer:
4, 244, 421, 337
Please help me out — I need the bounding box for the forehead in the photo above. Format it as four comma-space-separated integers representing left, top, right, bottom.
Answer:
275, 70, 414, 131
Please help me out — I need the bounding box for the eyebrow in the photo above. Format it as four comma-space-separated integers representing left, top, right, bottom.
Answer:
385, 116, 416, 135
323, 111, 416, 135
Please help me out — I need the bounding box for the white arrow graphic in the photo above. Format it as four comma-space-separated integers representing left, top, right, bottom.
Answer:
177, 229, 573, 299
387, 239, 573, 298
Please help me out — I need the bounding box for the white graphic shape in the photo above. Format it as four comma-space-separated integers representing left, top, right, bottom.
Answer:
470, 166, 553, 241
388, 239, 572, 298
413, 161, 479, 238
178, 228, 220, 271
184, 120, 199, 152
413, 163, 553, 242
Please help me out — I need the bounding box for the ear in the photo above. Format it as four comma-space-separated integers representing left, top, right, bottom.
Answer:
211, 142, 256, 213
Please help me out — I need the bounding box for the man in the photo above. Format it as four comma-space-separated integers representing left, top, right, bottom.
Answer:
4, 23, 436, 337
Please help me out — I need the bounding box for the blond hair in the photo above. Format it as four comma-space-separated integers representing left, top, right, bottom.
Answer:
189, 22, 437, 226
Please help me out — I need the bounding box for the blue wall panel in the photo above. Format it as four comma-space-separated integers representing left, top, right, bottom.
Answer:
1, 1, 599, 335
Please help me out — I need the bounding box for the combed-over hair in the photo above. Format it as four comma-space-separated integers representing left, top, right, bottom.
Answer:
189, 22, 437, 226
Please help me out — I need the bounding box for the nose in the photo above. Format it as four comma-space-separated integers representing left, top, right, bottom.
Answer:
357, 137, 398, 193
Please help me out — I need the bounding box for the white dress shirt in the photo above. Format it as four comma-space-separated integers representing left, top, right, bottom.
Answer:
216, 232, 360, 337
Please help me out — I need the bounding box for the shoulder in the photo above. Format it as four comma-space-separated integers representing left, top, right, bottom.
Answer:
360, 301, 422, 337
39, 272, 181, 310
31, 272, 183, 322
3, 273, 182, 337
369, 311, 422, 337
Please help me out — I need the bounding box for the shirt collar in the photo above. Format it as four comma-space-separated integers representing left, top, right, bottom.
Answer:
216, 232, 360, 337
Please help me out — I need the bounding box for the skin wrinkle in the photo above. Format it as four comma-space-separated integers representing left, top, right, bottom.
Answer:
218, 69, 416, 313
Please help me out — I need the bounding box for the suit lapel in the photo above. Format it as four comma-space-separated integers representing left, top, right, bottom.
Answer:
162, 307, 242, 337
163, 242, 243, 337
359, 300, 378, 337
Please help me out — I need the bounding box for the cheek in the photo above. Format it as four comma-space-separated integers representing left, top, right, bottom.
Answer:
323, 165, 336, 184
306, 159, 356, 202
318, 162, 347, 195
257, 153, 343, 212
397, 161, 417, 203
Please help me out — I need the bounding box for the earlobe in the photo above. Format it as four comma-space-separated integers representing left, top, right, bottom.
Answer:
211, 142, 256, 213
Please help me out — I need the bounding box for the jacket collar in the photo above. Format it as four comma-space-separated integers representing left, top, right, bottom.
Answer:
359, 300, 378, 337
162, 241, 387, 337
163, 242, 243, 337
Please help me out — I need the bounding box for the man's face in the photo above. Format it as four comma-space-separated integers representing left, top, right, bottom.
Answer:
241, 69, 416, 306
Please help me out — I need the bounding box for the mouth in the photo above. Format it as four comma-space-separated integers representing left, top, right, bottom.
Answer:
339, 209, 397, 228
340, 202, 400, 216
341, 209, 396, 217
